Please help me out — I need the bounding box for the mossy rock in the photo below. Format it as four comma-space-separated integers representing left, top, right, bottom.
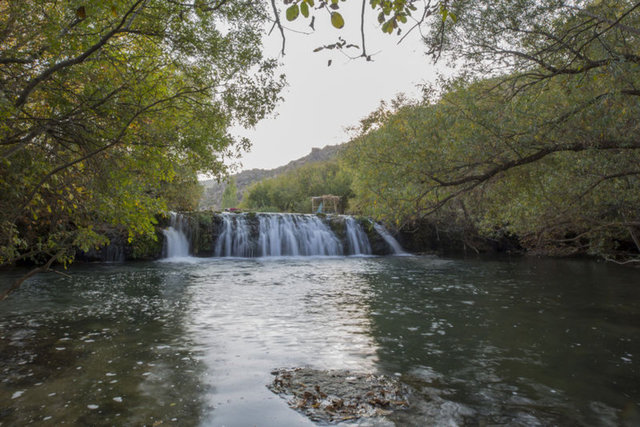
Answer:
130, 229, 164, 260
327, 216, 347, 241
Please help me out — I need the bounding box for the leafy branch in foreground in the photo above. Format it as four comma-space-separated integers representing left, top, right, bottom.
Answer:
271, 0, 453, 60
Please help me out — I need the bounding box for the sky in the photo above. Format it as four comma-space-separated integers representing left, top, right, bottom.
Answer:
232, 3, 444, 171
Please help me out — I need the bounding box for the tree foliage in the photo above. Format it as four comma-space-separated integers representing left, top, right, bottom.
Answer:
0, 0, 284, 283
344, 0, 640, 260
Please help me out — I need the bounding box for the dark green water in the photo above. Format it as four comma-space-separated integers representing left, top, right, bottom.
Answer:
1, 255, 638, 426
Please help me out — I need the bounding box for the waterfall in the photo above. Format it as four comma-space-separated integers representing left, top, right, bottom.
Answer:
214, 213, 253, 257
373, 222, 406, 255
345, 217, 372, 255
162, 212, 406, 259
162, 213, 190, 258
257, 214, 342, 257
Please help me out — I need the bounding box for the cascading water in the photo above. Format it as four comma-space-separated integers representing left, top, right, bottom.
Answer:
163, 212, 405, 258
345, 216, 372, 255
373, 222, 406, 255
162, 213, 190, 258
257, 214, 342, 257
214, 213, 253, 257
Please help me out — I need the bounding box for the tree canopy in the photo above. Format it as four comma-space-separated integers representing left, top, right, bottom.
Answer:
0, 0, 284, 296
343, 0, 640, 260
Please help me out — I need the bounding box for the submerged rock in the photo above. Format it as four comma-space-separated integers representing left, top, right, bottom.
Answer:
268, 368, 410, 423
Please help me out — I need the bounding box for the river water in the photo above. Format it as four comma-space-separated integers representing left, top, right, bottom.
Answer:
1, 255, 639, 426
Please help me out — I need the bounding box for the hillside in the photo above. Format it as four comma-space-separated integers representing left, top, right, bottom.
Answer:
199, 144, 344, 209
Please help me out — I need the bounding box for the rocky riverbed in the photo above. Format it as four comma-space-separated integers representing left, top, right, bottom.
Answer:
268, 368, 410, 424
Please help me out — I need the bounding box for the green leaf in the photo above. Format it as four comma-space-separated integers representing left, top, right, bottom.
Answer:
378, 12, 385, 24
331, 12, 344, 29
300, 1, 309, 18
286, 4, 299, 21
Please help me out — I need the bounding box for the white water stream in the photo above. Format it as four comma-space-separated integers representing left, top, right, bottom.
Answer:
164, 213, 403, 259
162, 213, 190, 258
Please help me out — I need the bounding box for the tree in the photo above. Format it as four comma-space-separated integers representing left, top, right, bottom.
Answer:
429, 0, 640, 86
339, 0, 640, 261
221, 178, 239, 209
345, 72, 640, 259
0, 0, 285, 299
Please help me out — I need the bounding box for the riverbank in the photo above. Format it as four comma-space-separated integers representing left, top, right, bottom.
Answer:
7, 209, 636, 268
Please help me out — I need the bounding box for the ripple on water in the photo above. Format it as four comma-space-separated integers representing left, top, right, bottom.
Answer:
0, 256, 639, 426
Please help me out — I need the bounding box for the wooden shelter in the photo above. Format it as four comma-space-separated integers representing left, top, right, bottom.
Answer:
311, 195, 341, 214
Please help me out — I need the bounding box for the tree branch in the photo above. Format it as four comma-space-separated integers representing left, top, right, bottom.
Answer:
570, 2, 640, 37
270, 0, 286, 56
360, 0, 369, 59
0, 250, 63, 301
13, 0, 147, 109
427, 139, 640, 188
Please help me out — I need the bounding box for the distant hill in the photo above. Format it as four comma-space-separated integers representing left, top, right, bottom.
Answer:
199, 144, 344, 210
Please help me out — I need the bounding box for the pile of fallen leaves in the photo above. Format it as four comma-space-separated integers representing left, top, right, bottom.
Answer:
268, 367, 410, 423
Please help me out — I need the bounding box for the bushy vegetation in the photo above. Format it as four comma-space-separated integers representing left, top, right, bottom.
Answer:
241, 160, 353, 213
221, 178, 239, 210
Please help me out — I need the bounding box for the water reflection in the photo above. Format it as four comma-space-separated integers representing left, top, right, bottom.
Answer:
0, 256, 639, 426
184, 258, 380, 426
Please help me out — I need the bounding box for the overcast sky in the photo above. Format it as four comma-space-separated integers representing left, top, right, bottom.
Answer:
232, 3, 443, 171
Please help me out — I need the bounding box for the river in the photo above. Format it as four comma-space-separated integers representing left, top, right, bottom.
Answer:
1, 255, 639, 425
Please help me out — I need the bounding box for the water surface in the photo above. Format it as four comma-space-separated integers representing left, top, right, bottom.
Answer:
1, 256, 639, 425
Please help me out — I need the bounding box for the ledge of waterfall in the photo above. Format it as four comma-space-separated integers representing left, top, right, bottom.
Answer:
162, 212, 404, 259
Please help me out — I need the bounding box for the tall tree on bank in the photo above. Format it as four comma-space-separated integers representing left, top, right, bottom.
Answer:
0, 0, 284, 297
